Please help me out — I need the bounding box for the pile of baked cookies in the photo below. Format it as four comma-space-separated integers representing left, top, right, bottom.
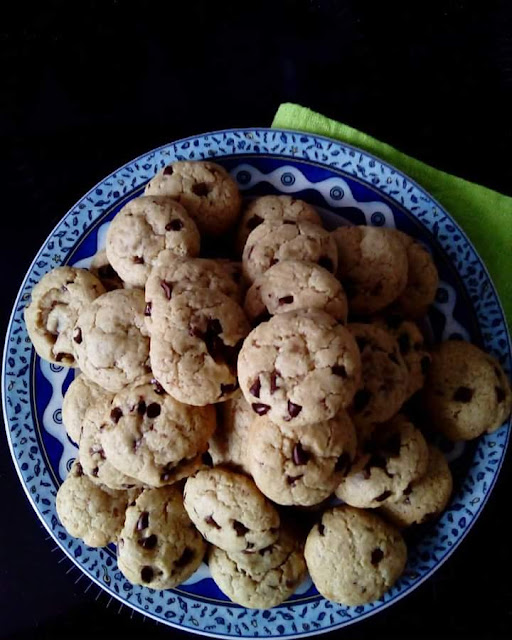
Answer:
24, 160, 512, 609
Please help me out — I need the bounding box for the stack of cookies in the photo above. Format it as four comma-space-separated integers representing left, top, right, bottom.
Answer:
24, 160, 511, 609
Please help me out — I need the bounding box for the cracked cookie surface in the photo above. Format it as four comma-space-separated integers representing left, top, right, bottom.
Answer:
238, 309, 361, 428
183, 467, 280, 552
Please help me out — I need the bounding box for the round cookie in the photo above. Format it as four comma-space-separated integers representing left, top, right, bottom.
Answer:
90, 249, 124, 291
391, 230, 439, 318
347, 323, 409, 428
144, 251, 242, 333
73, 289, 150, 392
331, 225, 408, 315
304, 505, 407, 605
423, 340, 512, 440
144, 160, 241, 236
79, 395, 141, 490
56, 460, 131, 547
209, 527, 307, 608
247, 410, 357, 506
242, 221, 338, 285
208, 390, 254, 475
105, 195, 200, 288
238, 310, 361, 427
24, 266, 106, 366
335, 414, 429, 508
150, 288, 250, 406
183, 467, 280, 552
244, 260, 348, 324
117, 486, 206, 589
62, 374, 113, 444
373, 315, 431, 400
236, 195, 322, 255
379, 445, 453, 527
101, 376, 216, 487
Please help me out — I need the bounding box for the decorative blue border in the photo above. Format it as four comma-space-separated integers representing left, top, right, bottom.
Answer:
3, 129, 511, 638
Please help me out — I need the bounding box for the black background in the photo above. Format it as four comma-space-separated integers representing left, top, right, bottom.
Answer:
1, 1, 512, 638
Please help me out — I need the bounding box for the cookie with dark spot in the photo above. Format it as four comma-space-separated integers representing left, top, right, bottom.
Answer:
304, 505, 407, 605
238, 309, 362, 428
247, 410, 357, 506
423, 340, 511, 440
183, 468, 279, 553
117, 486, 206, 589
335, 414, 429, 508
90, 249, 125, 291
236, 195, 322, 255
145, 161, 241, 236
347, 323, 409, 428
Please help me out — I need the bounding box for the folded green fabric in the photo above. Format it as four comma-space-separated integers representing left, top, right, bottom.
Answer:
272, 103, 511, 327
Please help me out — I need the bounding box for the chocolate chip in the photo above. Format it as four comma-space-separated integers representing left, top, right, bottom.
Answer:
403, 483, 413, 496
163, 165, 174, 175
270, 371, 279, 394
353, 389, 372, 412
73, 328, 82, 344
375, 490, 392, 502
136, 512, 149, 531
144, 302, 152, 317
286, 474, 303, 485
278, 295, 294, 305
205, 515, 221, 529
118, 537, 124, 549
166, 219, 184, 231
318, 256, 334, 272
246, 214, 263, 231
175, 547, 194, 568
269, 258, 279, 266
249, 377, 261, 398
148, 380, 164, 396
133, 256, 144, 264
146, 403, 161, 419
98, 264, 116, 279
110, 407, 123, 423
355, 337, 369, 352
398, 333, 410, 355
496, 386, 506, 403
386, 314, 404, 330
332, 364, 348, 378
420, 356, 431, 375
192, 182, 211, 197
75, 462, 84, 476
132, 438, 142, 452
160, 280, 173, 300
287, 401, 302, 419
453, 386, 473, 403
246, 542, 255, 550
140, 566, 154, 583
137, 401, 146, 416
91, 466, 99, 477
371, 548, 384, 565
202, 451, 213, 466
335, 452, 352, 474
252, 402, 270, 415
292, 442, 309, 465
220, 383, 238, 396
318, 523, 325, 536
138, 534, 158, 550
233, 520, 249, 536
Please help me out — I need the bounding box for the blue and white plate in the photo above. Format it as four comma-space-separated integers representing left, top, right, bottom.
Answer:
3, 129, 511, 638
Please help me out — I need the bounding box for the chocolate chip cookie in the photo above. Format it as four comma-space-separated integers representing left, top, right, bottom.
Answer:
244, 260, 348, 324
242, 221, 338, 284
145, 160, 241, 236
183, 467, 280, 552
73, 289, 150, 392
305, 505, 407, 605
150, 288, 250, 405
331, 225, 408, 315
423, 340, 512, 440
24, 267, 106, 366
117, 486, 206, 589
101, 376, 216, 486
238, 309, 362, 427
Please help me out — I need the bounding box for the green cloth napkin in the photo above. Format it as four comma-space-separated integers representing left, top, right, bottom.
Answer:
272, 103, 512, 326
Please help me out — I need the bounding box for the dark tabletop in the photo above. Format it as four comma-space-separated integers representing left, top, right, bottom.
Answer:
1, 1, 512, 639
